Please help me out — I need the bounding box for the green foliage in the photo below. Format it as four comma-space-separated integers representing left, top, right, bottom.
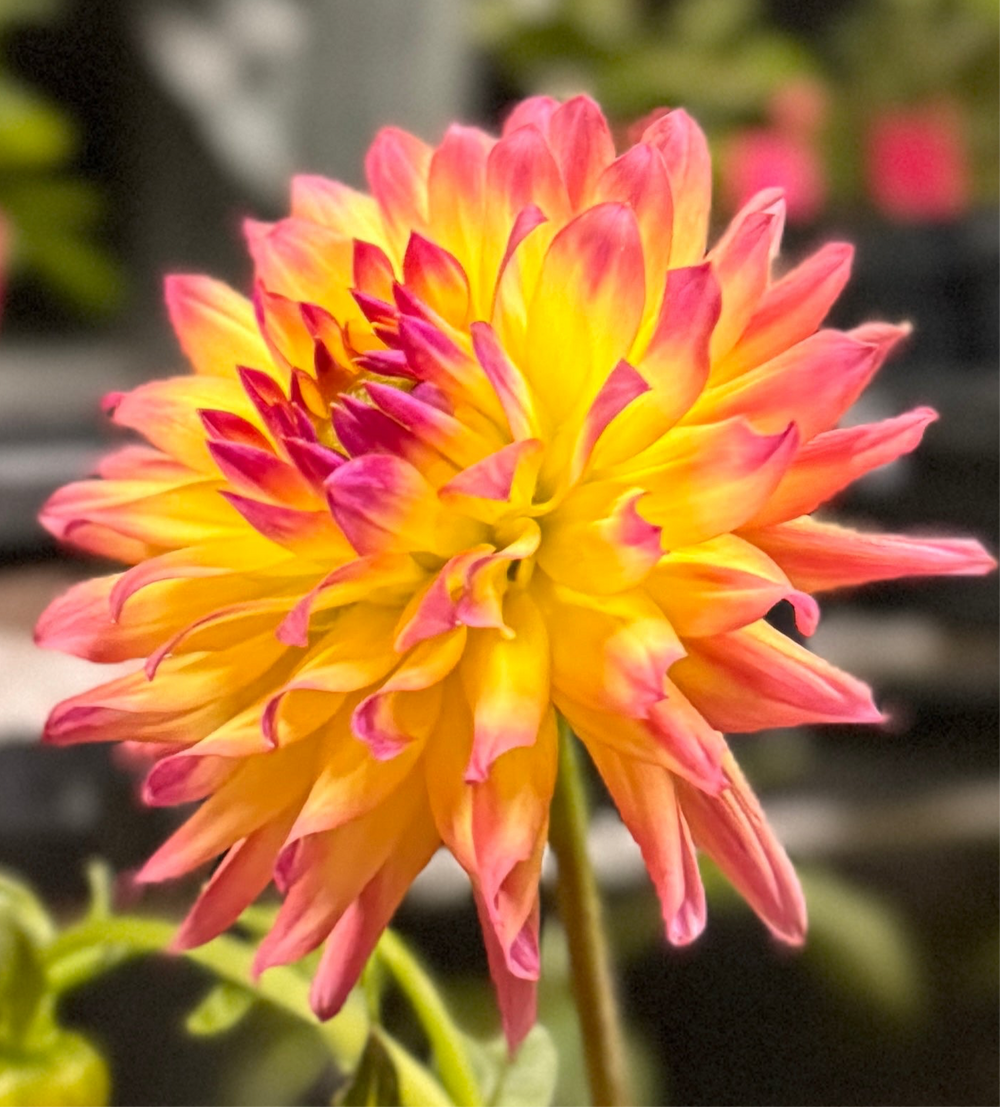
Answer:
474, 0, 814, 125
184, 981, 256, 1037
0, 0, 123, 316
0, 863, 560, 1106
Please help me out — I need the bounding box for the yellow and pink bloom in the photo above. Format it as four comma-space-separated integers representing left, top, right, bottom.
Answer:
36, 96, 994, 1048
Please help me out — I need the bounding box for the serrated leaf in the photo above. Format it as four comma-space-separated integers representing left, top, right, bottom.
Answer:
185, 982, 255, 1037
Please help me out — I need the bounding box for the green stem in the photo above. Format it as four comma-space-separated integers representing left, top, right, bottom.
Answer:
548, 717, 631, 1107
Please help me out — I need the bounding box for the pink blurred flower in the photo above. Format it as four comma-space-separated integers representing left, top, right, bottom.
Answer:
866, 101, 971, 221
722, 80, 830, 224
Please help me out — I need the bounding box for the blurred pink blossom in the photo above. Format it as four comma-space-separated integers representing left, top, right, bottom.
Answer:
722, 80, 829, 224
865, 101, 971, 221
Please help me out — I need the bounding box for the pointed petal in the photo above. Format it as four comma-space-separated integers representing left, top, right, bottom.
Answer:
709, 191, 786, 360
540, 581, 684, 718
547, 95, 615, 210
671, 619, 883, 732
718, 242, 854, 380
617, 418, 799, 548
365, 126, 432, 245
748, 407, 938, 528
584, 740, 706, 944
172, 812, 296, 950
310, 816, 439, 1019
402, 232, 471, 329
164, 275, 270, 380
594, 142, 673, 307
745, 516, 997, 593
474, 889, 538, 1053
687, 325, 909, 442
677, 753, 807, 944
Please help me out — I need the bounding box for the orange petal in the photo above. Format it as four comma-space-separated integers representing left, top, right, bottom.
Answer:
460, 590, 550, 782
670, 619, 883, 732
584, 739, 706, 945
618, 418, 799, 549
310, 812, 439, 1019
640, 109, 711, 266
686, 324, 909, 442
165, 275, 271, 380
646, 533, 818, 638
747, 406, 937, 528
716, 241, 854, 381
677, 753, 806, 944
745, 516, 997, 593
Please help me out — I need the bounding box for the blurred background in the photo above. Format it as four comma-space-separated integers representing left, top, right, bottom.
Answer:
0, 0, 996, 1103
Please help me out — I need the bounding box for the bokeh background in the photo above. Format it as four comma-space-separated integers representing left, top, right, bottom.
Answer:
0, 1, 996, 1104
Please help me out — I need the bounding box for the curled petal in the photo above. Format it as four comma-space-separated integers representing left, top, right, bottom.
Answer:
613, 418, 799, 549
647, 533, 819, 638
460, 590, 550, 782
584, 739, 706, 945
352, 630, 466, 760
541, 581, 684, 718
539, 487, 663, 595
677, 754, 807, 945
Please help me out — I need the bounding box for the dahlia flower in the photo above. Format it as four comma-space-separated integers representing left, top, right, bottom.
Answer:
38, 96, 994, 1048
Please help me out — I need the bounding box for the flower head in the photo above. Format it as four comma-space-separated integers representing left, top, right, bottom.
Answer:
37, 96, 995, 1048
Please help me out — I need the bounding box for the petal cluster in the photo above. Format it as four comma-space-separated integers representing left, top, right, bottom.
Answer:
37, 96, 994, 1048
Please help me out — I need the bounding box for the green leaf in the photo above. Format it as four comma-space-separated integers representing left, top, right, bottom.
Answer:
487, 1026, 558, 1107
0, 870, 56, 948
377, 1031, 455, 1107
0, 920, 46, 1046
44, 914, 370, 1071
335, 1032, 402, 1106
185, 981, 255, 1037
799, 868, 925, 1022
376, 930, 481, 1106
0, 1029, 110, 1107
0, 75, 75, 169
